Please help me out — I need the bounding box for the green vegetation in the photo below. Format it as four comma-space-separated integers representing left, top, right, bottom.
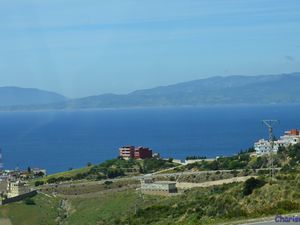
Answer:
120, 172, 300, 225
174, 147, 274, 173
34, 180, 45, 186
0, 194, 60, 225
114, 144, 300, 224
42, 179, 138, 196
65, 190, 162, 225
3, 169, 300, 225
24, 197, 36, 205
243, 177, 266, 196
3, 144, 300, 225
36, 166, 92, 183
0, 190, 162, 225
34, 158, 178, 185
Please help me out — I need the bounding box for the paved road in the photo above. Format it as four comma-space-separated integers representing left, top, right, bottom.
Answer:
240, 214, 300, 225
242, 221, 299, 225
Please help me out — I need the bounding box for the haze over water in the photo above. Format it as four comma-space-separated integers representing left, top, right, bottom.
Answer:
0, 105, 300, 174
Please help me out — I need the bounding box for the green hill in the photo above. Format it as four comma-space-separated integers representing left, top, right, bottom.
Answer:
2, 144, 300, 225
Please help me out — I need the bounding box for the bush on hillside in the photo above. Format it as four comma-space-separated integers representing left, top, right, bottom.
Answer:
34, 180, 44, 186
24, 197, 35, 205
243, 177, 266, 196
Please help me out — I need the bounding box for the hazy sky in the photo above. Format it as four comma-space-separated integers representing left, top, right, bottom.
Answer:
0, 0, 300, 98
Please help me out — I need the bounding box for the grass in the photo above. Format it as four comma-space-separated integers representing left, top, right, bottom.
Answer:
0, 189, 161, 225
65, 190, 162, 225
45, 166, 92, 179
2, 171, 300, 225
42, 179, 139, 195
121, 172, 300, 225
66, 190, 136, 225
33, 158, 179, 185
32, 166, 92, 184
0, 194, 60, 225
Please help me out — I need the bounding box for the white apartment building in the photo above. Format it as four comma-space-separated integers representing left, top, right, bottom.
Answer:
254, 129, 300, 156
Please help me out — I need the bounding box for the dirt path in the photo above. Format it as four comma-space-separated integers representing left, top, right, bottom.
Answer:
176, 176, 256, 189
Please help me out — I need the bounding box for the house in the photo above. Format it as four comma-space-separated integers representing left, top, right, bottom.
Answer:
7, 180, 31, 198
140, 177, 177, 196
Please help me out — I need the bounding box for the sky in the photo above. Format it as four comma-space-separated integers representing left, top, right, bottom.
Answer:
0, 0, 300, 98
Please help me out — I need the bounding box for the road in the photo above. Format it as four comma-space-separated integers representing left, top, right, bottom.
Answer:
242, 221, 298, 225
239, 214, 300, 225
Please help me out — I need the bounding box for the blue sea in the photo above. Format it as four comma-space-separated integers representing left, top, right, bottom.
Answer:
1, 105, 300, 174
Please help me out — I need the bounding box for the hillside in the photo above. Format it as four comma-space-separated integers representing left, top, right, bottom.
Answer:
0, 87, 67, 106
1, 144, 300, 224
2, 171, 300, 225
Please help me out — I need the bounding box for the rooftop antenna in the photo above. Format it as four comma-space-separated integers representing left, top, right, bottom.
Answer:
262, 120, 279, 182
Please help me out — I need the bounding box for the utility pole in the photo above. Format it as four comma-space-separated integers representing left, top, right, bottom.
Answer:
262, 120, 279, 182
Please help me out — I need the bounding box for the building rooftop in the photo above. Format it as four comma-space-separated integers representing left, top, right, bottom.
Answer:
154, 181, 176, 184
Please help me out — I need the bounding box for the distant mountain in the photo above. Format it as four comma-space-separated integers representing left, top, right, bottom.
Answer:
1, 72, 300, 110
60, 72, 300, 108
0, 87, 67, 107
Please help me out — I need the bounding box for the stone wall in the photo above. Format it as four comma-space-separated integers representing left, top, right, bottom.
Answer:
0, 190, 37, 205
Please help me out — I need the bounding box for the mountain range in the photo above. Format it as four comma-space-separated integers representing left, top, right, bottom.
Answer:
1, 72, 300, 110
0, 87, 67, 107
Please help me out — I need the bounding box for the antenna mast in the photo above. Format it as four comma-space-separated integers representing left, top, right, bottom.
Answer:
262, 120, 278, 181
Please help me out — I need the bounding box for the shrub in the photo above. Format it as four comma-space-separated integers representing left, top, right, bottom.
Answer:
24, 197, 35, 205
34, 180, 44, 186
277, 200, 300, 211
243, 177, 266, 196
47, 177, 58, 184
104, 181, 113, 185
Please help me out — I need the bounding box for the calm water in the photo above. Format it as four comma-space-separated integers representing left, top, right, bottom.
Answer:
0, 105, 300, 174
